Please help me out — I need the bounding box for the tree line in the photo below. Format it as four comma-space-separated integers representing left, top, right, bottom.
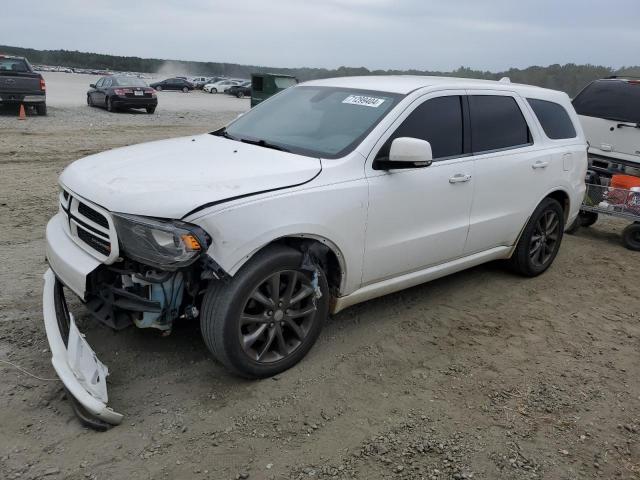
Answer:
2, 44, 639, 97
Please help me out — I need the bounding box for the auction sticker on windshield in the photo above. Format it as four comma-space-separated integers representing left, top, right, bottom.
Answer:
342, 95, 386, 108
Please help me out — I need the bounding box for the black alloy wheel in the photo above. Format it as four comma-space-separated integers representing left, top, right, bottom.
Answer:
201, 245, 329, 378
510, 198, 565, 276
239, 270, 317, 364
529, 209, 561, 268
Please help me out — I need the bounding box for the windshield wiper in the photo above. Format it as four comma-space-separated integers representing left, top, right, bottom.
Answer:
212, 128, 238, 141
240, 138, 290, 153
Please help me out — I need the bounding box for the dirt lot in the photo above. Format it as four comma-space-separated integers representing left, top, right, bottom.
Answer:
0, 76, 639, 480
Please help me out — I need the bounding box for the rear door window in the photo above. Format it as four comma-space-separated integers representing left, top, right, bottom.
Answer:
377, 95, 465, 161
572, 80, 640, 124
469, 95, 531, 153
527, 98, 577, 140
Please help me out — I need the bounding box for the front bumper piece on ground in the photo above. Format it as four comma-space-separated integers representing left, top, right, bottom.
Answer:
43, 268, 123, 430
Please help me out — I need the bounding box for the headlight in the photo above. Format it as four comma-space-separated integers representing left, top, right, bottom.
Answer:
113, 213, 210, 270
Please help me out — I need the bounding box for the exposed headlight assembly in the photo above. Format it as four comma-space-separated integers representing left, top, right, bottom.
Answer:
113, 213, 210, 270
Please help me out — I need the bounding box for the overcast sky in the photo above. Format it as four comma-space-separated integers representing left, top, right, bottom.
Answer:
2, 0, 639, 71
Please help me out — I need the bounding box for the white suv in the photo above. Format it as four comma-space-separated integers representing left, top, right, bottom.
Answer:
573, 77, 640, 173
43, 76, 587, 426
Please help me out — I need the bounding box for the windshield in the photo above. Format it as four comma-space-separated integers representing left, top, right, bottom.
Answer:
573, 80, 640, 124
220, 86, 403, 158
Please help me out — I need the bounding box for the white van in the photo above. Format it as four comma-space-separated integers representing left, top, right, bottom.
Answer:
573, 77, 640, 173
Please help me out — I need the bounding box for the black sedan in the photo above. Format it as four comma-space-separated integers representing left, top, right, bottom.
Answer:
227, 81, 251, 98
88, 76, 157, 113
149, 77, 194, 92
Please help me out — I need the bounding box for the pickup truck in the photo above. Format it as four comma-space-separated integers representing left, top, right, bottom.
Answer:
0, 55, 47, 115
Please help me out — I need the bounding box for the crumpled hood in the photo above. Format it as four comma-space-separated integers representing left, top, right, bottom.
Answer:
60, 134, 321, 219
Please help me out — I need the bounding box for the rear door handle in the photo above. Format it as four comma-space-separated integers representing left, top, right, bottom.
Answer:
532, 161, 549, 169
449, 174, 472, 184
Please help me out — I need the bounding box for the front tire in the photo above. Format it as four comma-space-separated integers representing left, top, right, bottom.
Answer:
155, 85, 162, 91
182, 86, 189, 93
237, 91, 245, 98
510, 198, 564, 277
106, 97, 115, 112
201, 245, 329, 378
210, 88, 217, 94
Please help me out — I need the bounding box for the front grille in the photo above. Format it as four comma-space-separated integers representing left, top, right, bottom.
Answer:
77, 228, 111, 256
78, 202, 109, 228
59, 188, 118, 262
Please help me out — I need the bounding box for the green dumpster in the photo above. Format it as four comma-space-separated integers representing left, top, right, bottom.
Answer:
250, 73, 298, 107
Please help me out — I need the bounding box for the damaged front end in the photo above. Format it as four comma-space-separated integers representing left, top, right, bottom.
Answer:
43, 198, 222, 430
84, 212, 214, 332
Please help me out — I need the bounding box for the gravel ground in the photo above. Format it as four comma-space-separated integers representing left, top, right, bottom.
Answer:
0, 85, 639, 480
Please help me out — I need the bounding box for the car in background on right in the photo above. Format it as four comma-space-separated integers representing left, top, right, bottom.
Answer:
572, 77, 640, 175
150, 77, 194, 92
203, 79, 241, 94
227, 80, 251, 98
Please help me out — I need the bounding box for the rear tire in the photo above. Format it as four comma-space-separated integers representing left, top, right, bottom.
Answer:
146, 106, 156, 114
201, 245, 329, 378
510, 198, 564, 277
36, 103, 47, 116
578, 211, 598, 227
622, 223, 640, 251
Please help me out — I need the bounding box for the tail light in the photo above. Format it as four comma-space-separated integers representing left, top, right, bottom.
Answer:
113, 88, 133, 95
40, 78, 46, 91
144, 88, 156, 96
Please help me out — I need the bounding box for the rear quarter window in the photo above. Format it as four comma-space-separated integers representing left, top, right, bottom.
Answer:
572, 80, 640, 124
527, 98, 577, 140
469, 95, 532, 153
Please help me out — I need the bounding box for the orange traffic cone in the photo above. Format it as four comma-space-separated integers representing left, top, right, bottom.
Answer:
18, 104, 26, 120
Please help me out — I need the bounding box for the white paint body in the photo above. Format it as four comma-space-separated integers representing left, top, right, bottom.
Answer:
579, 114, 640, 164
44, 76, 587, 421
52, 75, 587, 303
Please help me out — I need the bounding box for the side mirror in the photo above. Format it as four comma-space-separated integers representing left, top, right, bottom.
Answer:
89, 84, 96, 88
374, 137, 433, 170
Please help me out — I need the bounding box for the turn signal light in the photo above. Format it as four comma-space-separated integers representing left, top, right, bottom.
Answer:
181, 234, 202, 251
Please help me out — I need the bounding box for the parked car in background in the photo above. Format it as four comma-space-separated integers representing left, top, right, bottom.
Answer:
227, 81, 251, 98
0, 55, 47, 115
43, 76, 586, 427
573, 77, 640, 174
150, 78, 194, 92
203, 79, 240, 93
87, 75, 157, 113
250, 73, 297, 107
190, 76, 212, 89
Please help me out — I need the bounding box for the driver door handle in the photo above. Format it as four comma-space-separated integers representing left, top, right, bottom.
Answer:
532, 161, 549, 169
449, 173, 472, 184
